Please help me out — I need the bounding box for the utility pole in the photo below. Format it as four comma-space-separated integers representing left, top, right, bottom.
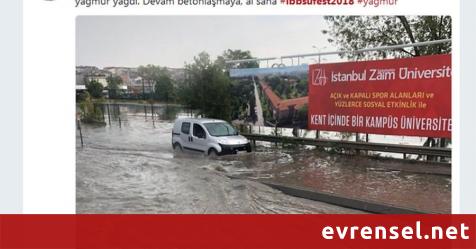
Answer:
142, 78, 146, 100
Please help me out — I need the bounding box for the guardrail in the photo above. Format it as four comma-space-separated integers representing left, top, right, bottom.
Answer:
228, 176, 429, 214
260, 180, 428, 214
242, 133, 451, 158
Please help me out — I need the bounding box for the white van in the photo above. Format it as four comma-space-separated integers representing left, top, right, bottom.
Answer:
172, 118, 252, 156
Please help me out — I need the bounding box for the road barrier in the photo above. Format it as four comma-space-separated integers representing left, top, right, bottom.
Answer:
228, 176, 428, 214
259, 180, 428, 214
242, 133, 451, 158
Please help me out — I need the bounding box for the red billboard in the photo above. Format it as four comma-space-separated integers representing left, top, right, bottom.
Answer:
308, 54, 451, 138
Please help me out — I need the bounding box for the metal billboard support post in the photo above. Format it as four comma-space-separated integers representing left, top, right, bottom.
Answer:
151, 103, 155, 128
355, 133, 360, 155
77, 119, 84, 148
144, 104, 147, 120
107, 103, 111, 126
117, 105, 121, 128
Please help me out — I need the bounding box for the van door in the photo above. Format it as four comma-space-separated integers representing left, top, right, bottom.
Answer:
179, 121, 192, 150
189, 123, 208, 153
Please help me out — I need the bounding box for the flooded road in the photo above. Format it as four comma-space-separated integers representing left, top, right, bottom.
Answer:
76, 103, 450, 213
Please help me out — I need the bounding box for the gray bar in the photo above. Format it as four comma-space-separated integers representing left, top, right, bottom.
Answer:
281, 39, 451, 59
226, 39, 451, 63
0, 0, 22, 213
229, 65, 308, 77
460, 0, 476, 213
225, 57, 277, 64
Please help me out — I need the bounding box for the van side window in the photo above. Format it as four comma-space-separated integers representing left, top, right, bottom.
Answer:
181, 122, 190, 134
193, 124, 206, 139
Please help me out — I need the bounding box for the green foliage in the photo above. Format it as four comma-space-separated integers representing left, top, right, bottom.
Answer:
79, 92, 105, 125
106, 75, 122, 99
323, 16, 452, 60
295, 78, 308, 96
295, 104, 308, 123
86, 80, 104, 98
265, 76, 308, 99
155, 72, 175, 102
214, 49, 260, 121
215, 49, 259, 71
176, 49, 261, 121
178, 52, 232, 121
138, 65, 162, 81
137, 65, 159, 99
76, 91, 87, 103
260, 90, 272, 122
138, 65, 176, 102
230, 78, 255, 120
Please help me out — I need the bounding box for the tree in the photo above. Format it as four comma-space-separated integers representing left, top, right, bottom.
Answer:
138, 65, 162, 99
294, 104, 308, 126
154, 71, 175, 102
138, 65, 162, 81
215, 49, 259, 71
86, 80, 104, 98
79, 92, 105, 125
230, 79, 255, 120
322, 16, 452, 60
179, 52, 232, 120
214, 49, 261, 121
106, 75, 122, 99
138, 65, 176, 101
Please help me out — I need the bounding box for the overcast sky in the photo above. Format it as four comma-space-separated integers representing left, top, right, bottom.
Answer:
76, 16, 339, 68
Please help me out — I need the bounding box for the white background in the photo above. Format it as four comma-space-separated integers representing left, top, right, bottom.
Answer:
23, 0, 460, 213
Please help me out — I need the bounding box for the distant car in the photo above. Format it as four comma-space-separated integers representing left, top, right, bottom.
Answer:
172, 118, 252, 156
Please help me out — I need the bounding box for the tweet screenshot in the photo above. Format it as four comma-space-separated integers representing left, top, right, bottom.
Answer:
1, 0, 475, 248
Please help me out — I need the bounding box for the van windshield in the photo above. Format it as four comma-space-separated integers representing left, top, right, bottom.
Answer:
204, 122, 238, 137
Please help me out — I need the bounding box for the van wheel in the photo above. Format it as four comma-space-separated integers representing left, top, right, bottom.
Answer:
208, 148, 219, 158
173, 143, 183, 153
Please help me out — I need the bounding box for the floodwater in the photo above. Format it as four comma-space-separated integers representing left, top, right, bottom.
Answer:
76, 103, 450, 214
